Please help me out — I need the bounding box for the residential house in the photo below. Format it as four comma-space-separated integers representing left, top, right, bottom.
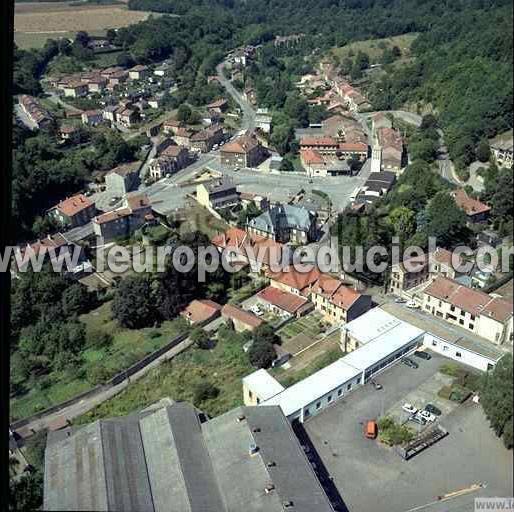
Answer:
149, 146, 189, 180
190, 126, 224, 153
206, 98, 228, 113
240, 192, 269, 210
15, 234, 85, 273
117, 108, 139, 128
377, 127, 404, 173
105, 161, 142, 196
310, 274, 372, 325
128, 64, 149, 81
107, 70, 129, 89
62, 81, 88, 98
100, 66, 125, 78
59, 125, 81, 144
247, 204, 317, 244
220, 131, 266, 169
255, 108, 273, 133
300, 148, 326, 176
389, 248, 459, 295
81, 110, 103, 127
87, 77, 107, 93
163, 118, 182, 135
181, 299, 222, 325
48, 194, 96, 228
300, 136, 339, 156
338, 142, 368, 161
196, 179, 239, 209
489, 131, 513, 167
211, 227, 286, 273
257, 286, 314, 318
453, 189, 491, 224
102, 104, 121, 123
221, 304, 263, 332
174, 128, 194, 147
93, 193, 153, 242
19, 95, 54, 129
359, 171, 396, 203
422, 276, 513, 345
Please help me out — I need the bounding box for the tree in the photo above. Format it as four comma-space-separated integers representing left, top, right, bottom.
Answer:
481, 354, 513, 449
193, 381, 219, 404
425, 191, 468, 248
112, 276, 157, 329
350, 62, 363, 80
392, 45, 402, 58
117, 52, 135, 68
190, 328, 211, 349
248, 324, 279, 369
355, 51, 370, 70
106, 28, 117, 44
389, 207, 416, 241
9, 472, 43, 512
61, 284, 95, 317
476, 140, 491, 162
177, 104, 192, 123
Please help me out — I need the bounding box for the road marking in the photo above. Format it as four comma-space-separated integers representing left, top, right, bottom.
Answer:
404, 483, 485, 512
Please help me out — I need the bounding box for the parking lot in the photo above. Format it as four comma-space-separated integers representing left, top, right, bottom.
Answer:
303, 353, 513, 512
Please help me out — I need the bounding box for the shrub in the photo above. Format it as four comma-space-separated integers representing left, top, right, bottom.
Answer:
190, 328, 212, 350
88, 365, 113, 385
193, 381, 219, 404
377, 417, 415, 446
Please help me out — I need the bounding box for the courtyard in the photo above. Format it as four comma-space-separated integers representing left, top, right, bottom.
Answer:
302, 353, 513, 512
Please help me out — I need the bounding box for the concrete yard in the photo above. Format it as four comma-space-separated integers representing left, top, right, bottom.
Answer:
303, 353, 513, 512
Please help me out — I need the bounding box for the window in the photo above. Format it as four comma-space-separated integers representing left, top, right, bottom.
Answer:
450, 305, 455, 312
327, 395, 332, 403
338, 389, 342, 397
347, 383, 352, 391
316, 402, 321, 410
443, 345, 449, 352
456, 352, 462, 358
470, 314, 476, 321
459, 319, 464, 325
432, 341, 437, 347
304, 408, 310, 417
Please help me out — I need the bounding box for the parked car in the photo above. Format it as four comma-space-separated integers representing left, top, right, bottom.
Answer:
406, 301, 420, 309
424, 404, 442, 416
419, 410, 436, 422
409, 413, 427, 426
109, 196, 120, 206
414, 350, 431, 360
401, 357, 419, 369
402, 403, 417, 415
371, 380, 383, 390
394, 297, 407, 304
365, 420, 378, 439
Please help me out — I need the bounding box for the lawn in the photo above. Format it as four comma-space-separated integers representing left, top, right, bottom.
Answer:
74, 324, 255, 424
178, 204, 230, 240
329, 33, 419, 64
9, 301, 189, 421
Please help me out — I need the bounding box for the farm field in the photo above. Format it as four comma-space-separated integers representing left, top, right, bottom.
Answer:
329, 33, 419, 64
10, 301, 189, 421
14, 1, 156, 49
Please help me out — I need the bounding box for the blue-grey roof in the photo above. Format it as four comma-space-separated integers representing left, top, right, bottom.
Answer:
249, 204, 312, 234
44, 401, 332, 512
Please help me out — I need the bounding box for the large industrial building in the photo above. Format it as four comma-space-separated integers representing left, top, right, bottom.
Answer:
44, 400, 334, 512
243, 307, 506, 423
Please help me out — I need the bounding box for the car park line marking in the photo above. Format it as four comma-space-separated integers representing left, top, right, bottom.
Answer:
404, 483, 485, 512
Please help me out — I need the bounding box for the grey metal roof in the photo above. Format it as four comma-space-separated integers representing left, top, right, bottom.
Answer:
249, 204, 312, 234
44, 402, 332, 512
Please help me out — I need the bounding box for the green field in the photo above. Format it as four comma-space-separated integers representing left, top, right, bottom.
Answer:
10, 301, 189, 421
75, 324, 255, 424
329, 33, 419, 65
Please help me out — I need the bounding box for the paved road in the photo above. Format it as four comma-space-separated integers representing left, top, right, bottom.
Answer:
216, 62, 256, 130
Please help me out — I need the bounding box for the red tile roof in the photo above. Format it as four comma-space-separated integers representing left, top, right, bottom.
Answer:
339, 142, 368, 152
181, 299, 222, 324
126, 193, 151, 211
453, 189, 491, 217
300, 136, 338, 147
300, 148, 325, 165
23, 234, 69, 256
330, 285, 362, 310
257, 286, 309, 314
268, 266, 322, 294
221, 304, 263, 329
425, 277, 513, 322
55, 194, 94, 217
221, 133, 259, 154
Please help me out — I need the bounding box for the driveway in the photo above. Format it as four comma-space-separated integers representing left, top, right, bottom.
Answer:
303, 354, 513, 512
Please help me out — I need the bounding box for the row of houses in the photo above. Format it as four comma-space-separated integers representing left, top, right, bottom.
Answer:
18, 95, 54, 129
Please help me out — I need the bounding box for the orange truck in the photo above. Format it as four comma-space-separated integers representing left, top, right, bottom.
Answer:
365, 420, 378, 439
